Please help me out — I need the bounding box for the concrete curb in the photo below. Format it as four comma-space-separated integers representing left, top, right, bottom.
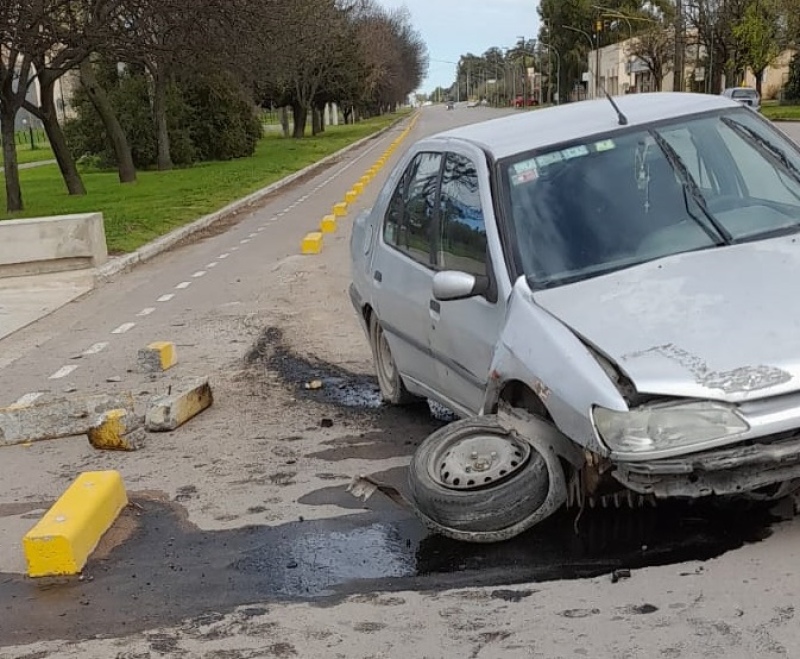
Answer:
95, 113, 415, 283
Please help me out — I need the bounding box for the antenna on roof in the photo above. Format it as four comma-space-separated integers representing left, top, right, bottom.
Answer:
601, 85, 628, 126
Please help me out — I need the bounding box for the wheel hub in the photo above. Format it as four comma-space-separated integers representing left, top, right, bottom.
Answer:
435, 433, 531, 491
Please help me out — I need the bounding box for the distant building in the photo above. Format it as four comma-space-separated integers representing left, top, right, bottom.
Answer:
587, 34, 794, 99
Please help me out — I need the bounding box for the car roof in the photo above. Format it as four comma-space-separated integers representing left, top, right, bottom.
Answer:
430, 92, 740, 160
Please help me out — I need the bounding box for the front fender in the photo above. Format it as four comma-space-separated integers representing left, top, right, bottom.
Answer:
483, 278, 628, 455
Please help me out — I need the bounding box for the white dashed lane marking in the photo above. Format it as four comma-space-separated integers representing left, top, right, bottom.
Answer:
157, 294, 175, 302
49, 365, 78, 380
207, 262, 218, 268
248, 233, 258, 238
13, 392, 43, 407
82, 342, 109, 356
176, 282, 192, 289
138, 307, 156, 316
240, 239, 250, 244
192, 271, 206, 278
219, 253, 230, 259
112, 322, 136, 334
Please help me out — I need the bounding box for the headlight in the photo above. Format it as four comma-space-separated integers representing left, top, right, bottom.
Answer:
593, 401, 749, 456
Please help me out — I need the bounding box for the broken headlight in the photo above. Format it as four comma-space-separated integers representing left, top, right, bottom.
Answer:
593, 401, 749, 456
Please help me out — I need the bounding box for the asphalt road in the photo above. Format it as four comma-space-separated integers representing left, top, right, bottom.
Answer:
3, 106, 800, 658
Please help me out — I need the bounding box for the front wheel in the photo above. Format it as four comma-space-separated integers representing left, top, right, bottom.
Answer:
407, 415, 559, 542
368, 313, 421, 405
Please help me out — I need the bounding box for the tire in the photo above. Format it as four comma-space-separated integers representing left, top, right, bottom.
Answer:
369, 313, 421, 405
408, 415, 551, 538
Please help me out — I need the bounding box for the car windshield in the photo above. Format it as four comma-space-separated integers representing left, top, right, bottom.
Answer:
501, 108, 800, 289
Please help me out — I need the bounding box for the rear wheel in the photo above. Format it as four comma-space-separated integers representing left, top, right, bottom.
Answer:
408, 415, 555, 542
368, 313, 421, 405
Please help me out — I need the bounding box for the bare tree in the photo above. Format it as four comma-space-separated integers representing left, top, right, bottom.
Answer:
626, 26, 676, 90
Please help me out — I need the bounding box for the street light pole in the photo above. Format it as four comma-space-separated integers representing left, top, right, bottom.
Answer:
540, 43, 561, 104
563, 25, 597, 98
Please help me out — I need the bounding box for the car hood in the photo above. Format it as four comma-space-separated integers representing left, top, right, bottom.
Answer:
533, 237, 800, 403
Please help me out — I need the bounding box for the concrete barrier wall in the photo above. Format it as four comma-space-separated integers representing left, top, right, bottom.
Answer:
0, 213, 108, 278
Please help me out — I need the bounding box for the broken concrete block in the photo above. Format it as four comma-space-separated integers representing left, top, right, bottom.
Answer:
0, 393, 135, 448
137, 341, 178, 373
145, 377, 213, 432
88, 409, 145, 451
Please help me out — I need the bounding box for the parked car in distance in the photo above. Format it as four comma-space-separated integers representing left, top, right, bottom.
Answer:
446, 100, 455, 110
466, 100, 479, 108
513, 95, 538, 108
722, 86, 761, 111
350, 92, 800, 543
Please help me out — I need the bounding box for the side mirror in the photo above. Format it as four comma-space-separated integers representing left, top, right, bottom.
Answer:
432, 270, 489, 302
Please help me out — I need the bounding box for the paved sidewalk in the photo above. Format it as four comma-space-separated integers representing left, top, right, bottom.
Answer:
0, 271, 94, 342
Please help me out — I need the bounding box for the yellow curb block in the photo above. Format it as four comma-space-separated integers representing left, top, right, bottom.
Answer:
345, 190, 358, 204
320, 215, 337, 233
333, 202, 348, 217
88, 409, 143, 452
145, 377, 214, 432
353, 182, 364, 195
359, 175, 370, 186
23, 471, 128, 577
301, 232, 324, 254
137, 341, 177, 372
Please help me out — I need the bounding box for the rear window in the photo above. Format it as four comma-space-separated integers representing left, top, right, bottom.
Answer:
732, 89, 758, 99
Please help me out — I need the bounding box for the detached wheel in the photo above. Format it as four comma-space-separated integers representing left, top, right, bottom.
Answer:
408, 415, 551, 541
369, 313, 421, 405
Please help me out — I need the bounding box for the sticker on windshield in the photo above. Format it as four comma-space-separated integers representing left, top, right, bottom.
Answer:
511, 169, 539, 185
535, 152, 563, 167
513, 159, 538, 173
561, 145, 589, 160
594, 139, 616, 152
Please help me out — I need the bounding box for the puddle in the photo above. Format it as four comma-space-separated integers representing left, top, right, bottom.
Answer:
0, 494, 784, 646
246, 327, 457, 423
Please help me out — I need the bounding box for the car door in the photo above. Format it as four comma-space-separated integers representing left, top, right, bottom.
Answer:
429, 150, 505, 415
370, 150, 444, 395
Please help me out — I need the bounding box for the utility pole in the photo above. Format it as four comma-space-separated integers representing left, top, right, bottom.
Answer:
674, 0, 685, 91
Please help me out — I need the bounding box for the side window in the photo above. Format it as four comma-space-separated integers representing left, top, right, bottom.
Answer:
438, 153, 487, 276
383, 152, 442, 267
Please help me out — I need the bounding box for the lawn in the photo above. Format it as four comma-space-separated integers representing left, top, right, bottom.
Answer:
9, 145, 55, 165
761, 102, 800, 121
0, 111, 409, 253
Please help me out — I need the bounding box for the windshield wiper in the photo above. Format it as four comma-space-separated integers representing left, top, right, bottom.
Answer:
650, 130, 733, 245
721, 116, 800, 182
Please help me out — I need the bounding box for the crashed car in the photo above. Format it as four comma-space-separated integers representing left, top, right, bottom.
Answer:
349, 92, 800, 543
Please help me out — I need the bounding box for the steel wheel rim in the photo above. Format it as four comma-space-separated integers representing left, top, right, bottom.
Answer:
375, 327, 397, 394
429, 430, 531, 491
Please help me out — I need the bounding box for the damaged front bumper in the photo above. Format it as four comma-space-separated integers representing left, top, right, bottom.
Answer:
614, 433, 800, 498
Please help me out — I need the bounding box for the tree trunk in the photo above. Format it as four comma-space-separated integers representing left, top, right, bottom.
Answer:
152, 67, 173, 171
1, 111, 23, 212
279, 106, 290, 138
79, 61, 137, 184
755, 69, 765, 96
311, 106, 323, 135
24, 79, 85, 196
291, 102, 308, 138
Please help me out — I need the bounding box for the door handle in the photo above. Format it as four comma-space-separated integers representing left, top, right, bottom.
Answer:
429, 299, 441, 313
374, 270, 383, 283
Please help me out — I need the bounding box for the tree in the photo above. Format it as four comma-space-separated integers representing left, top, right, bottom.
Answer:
625, 25, 676, 91
733, 0, 783, 95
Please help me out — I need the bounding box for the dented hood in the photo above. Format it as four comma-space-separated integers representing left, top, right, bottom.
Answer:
533, 237, 800, 403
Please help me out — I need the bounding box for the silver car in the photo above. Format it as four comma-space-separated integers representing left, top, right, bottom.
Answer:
349, 93, 800, 543
722, 87, 761, 112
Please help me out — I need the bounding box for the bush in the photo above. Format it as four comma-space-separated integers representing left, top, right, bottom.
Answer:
65, 63, 260, 170
783, 53, 800, 102
181, 73, 263, 161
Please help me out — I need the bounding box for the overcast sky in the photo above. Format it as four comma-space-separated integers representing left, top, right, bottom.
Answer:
378, 0, 541, 93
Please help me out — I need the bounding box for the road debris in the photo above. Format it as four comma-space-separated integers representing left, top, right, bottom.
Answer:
145, 376, 213, 432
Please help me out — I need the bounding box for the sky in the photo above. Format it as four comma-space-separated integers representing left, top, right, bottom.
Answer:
378, 0, 541, 93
